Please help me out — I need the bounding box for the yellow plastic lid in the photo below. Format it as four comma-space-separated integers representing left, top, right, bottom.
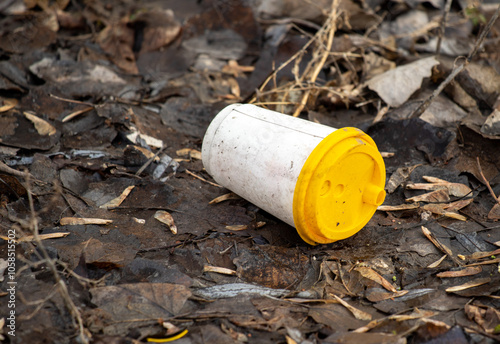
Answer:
293, 127, 386, 245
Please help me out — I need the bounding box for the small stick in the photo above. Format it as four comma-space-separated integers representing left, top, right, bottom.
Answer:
185, 170, 222, 188
436, 0, 453, 58
409, 4, 500, 119
476, 158, 500, 204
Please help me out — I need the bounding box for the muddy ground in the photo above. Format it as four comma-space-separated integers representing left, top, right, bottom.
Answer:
0, 0, 500, 343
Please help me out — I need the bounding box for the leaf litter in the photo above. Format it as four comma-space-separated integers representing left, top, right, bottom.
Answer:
0, 0, 500, 343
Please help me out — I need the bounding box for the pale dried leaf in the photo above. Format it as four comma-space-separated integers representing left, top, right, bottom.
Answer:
99, 185, 135, 209
406, 189, 450, 203
437, 266, 482, 278
60, 217, 113, 225
461, 248, 500, 260
445, 277, 491, 292
0, 98, 18, 113
488, 203, 500, 220
427, 254, 447, 268
209, 192, 240, 204
24, 111, 56, 136
421, 226, 456, 261
62, 106, 93, 122
421, 204, 467, 221
443, 198, 474, 212
408, 179, 472, 197
225, 225, 248, 231
378, 203, 419, 211
354, 266, 397, 292
176, 148, 202, 160
203, 265, 237, 275
332, 295, 372, 321
1, 232, 70, 243
366, 57, 439, 107
154, 210, 177, 234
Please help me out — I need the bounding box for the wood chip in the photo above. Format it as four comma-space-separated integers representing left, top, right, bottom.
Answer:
99, 185, 135, 209
436, 266, 482, 278
354, 266, 397, 293
176, 148, 202, 160
203, 265, 237, 275
24, 111, 57, 136
60, 217, 113, 225
154, 210, 178, 234
209, 192, 240, 204
406, 189, 450, 203
332, 294, 372, 321
445, 277, 491, 292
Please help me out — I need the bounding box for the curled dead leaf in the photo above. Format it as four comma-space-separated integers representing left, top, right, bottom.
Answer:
100, 185, 135, 209
24, 111, 56, 136
154, 210, 177, 234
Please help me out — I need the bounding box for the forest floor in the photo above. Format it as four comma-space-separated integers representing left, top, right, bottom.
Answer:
0, 0, 500, 343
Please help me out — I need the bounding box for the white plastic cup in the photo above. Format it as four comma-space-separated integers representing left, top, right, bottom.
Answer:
202, 104, 386, 245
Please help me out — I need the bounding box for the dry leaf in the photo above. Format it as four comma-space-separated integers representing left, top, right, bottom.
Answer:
463, 257, 500, 267
436, 266, 482, 278
154, 210, 177, 234
62, 106, 93, 122
378, 203, 419, 211
1, 232, 70, 242
427, 254, 447, 268
354, 266, 397, 293
460, 248, 500, 260
421, 204, 467, 221
366, 56, 439, 107
465, 304, 500, 334
406, 189, 450, 203
0, 98, 18, 113
225, 225, 248, 231
488, 203, 500, 220
365, 289, 409, 302
386, 164, 420, 193
176, 148, 202, 160
99, 185, 135, 209
332, 294, 372, 321
203, 265, 237, 275
445, 277, 491, 292
421, 226, 460, 265
222, 60, 255, 77
407, 179, 472, 198
443, 198, 474, 212
60, 217, 113, 225
24, 111, 56, 136
209, 192, 240, 204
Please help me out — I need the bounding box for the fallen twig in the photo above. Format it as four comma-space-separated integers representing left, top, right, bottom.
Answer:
476, 157, 500, 204
409, 4, 500, 119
